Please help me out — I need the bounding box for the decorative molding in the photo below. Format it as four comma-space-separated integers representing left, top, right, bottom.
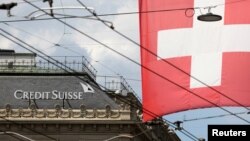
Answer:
0, 108, 130, 120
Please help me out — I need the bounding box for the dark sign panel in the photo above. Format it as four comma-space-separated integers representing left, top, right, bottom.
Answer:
0, 76, 119, 109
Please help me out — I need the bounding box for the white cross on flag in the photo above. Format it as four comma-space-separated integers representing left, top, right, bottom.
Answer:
139, 0, 250, 121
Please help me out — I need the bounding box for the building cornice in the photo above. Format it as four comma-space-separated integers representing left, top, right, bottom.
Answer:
0, 108, 131, 121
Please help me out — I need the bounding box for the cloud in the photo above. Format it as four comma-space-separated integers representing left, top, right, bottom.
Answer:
0, 0, 142, 97
71, 0, 139, 61
61, 0, 142, 95
0, 38, 13, 49
0, 27, 20, 50
0, 0, 141, 94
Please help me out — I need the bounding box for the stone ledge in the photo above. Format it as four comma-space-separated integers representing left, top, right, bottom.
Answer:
0, 109, 131, 120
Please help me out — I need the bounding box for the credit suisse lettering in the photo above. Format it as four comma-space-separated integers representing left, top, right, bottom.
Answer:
14, 90, 84, 100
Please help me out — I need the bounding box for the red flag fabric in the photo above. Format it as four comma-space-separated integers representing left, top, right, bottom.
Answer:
139, 0, 250, 121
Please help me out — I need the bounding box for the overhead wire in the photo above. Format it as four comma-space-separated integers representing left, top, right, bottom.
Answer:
2, 22, 76, 53
0, 28, 200, 141
76, 0, 250, 112
3, 20, 143, 106
0, 0, 249, 23
0, 29, 197, 140
3, 23, 142, 96
2, 22, 62, 52
75, 0, 250, 138
5, 0, 246, 111
0, 129, 26, 141
0, 1, 195, 141
0, 24, 63, 141
114, 94, 199, 141
76, 0, 250, 123
216, 0, 248, 7
2, 22, 57, 45
75, 3, 250, 139
18, 1, 250, 140
0, 8, 193, 23
1, 0, 248, 123
0, 28, 98, 132
3, 0, 248, 140
0, 28, 102, 141
15, 0, 42, 4
0, 62, 57, 141
54, 0, 68, 46
0, 28, 115, 105
183, 111, 249, 122
23, 0, 250, 125
2, 21, 122, 79
2, 22, 123, 78
6, 20, 249, 140
1, 2, 131, 81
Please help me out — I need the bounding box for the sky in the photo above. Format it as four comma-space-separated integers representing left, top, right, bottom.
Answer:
0, 0, 250, 141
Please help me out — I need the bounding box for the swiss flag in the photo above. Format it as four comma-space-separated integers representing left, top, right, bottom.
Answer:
139, 0, 250, 121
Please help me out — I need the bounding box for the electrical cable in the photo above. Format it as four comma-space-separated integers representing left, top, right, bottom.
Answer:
3, 0, 250, 140
23, 0, 250, 125
183, 111, 249, 122
114, 96, 199, 141
74, 3, 249, 139
76, 0, 250, 125
1, 0, 249, 23
216, 0, 248, 7
2, 23, 141, 98
2, 22, 108, 78
6, 26, 248, 140
76, 0, 250, 112
0, 28, 111, 104
97, 75, 141, 82
0, 31, 96, 141
12, 0, 42, 4
0, 1, 193, 139
2, 22, 70, 53
2, 22, 81, 54
54, 0, 67, 46
0, 71, 57, 141
3, 22, 97, 54
0, 29, 200, 141
0, 29, 100, 141
2, 3, 246, 141
0, 129, 26, 141
76, 0, 250, 116
122, 78, 141, 82
2, 22, 57, 45
5, 0, 248, 140
0, 15, 104, 23
0, 12, 242, 141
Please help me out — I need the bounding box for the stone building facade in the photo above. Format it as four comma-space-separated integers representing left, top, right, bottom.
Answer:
0, 49, 180, 141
